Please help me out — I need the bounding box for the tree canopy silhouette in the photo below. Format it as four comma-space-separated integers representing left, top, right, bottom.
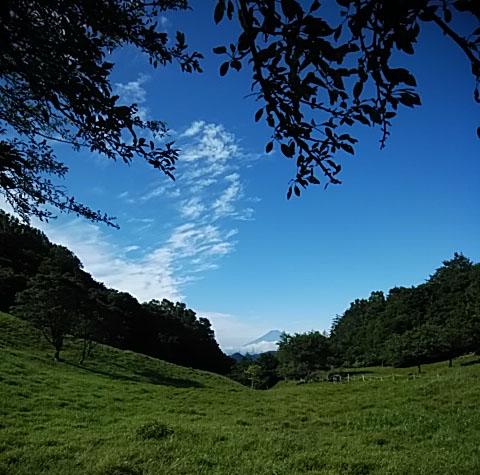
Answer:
0, 0, 478, 224
0, 0, 201, 226
214, 0, 480, 197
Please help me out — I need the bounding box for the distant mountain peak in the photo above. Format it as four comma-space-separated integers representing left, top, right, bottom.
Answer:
245, 330, 283, 346
225, 330, 284, 356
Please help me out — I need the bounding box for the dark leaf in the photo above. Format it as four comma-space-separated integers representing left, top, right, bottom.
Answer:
386, 68, 417, 87
238, 32, 250, 51
310, 0, 321, 13
281, 0, 301, 20
334, 25, 342, 41
231, 60, 242, 71
287, 187, 292, 200
213, 46, 227, 54
265, 141, 274, 153
398, 92, 421, 107
255, 108, 264, 122
281, 143, 295, 158
354, 114, 370, 126
214, 0, 225, 24
353, 80, 363, 100
340, 143, 354, 154
227, 0, 234, 20
294, 185, 300, 196
220, 61, 229, 76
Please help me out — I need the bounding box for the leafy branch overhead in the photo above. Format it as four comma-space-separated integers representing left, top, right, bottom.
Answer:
0, 1, 478, 226
213, 0, 480, 198
0, 0, 202, 226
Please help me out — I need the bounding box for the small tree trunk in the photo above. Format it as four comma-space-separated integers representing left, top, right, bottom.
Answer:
53, 336, 63, 362
417, 364, 421, 374
79, 334, 88, 365
79, 340, 86, 365
448, 358, 453, 368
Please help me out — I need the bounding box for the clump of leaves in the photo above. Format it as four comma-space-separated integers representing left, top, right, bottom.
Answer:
135, 420, 174, 440
214, 0, 480, 196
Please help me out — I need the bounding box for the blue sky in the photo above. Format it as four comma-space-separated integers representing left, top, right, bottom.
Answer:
3, 3, 479, 349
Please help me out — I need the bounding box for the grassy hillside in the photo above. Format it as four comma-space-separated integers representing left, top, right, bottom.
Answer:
1, 312, 479, 475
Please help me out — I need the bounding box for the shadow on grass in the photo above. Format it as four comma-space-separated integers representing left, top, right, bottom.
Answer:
65, 362, 204, 388
460, 358, 480, 367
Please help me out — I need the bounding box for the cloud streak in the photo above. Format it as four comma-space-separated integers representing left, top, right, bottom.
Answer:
33, 116, 258, 305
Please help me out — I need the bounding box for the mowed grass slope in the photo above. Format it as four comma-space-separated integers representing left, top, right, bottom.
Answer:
1, 312, 479, 475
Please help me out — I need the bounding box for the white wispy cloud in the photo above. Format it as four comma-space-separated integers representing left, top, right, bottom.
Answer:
179, 197, 205, 219
1, 118, 258, 307
0, 47, 262, 328
42, 220, 182, 302
125, 245, 140, 253
114, 74, 149, 120
181, 120, 205, 137
212, 172, 242, 219
0, 97, 261, 340
115, 75, 148, 104
41, 217, 239, 304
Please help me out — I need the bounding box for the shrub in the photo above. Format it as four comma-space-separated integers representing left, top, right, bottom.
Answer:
135, 420, 173, 440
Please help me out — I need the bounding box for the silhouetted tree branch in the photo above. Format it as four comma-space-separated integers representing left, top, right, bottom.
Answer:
214, 0, 480, 197
0, 0, 202, 225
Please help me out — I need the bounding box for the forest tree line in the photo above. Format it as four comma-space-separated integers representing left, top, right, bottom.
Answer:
0, 211, 232, 373
232, 253, 480, 388
1, 210, 479, 385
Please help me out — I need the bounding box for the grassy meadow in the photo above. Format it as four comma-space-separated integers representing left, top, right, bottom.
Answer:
1, 311, 479, 475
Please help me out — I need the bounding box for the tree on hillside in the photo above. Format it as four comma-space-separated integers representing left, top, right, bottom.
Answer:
1, 1, 479, 224
425, 253, 479, 365
229, 352, 280, 389
386, 323, 445, 372
12, 245, 88, 360
0, 210, 52, 310
330, 291, 389, 367
465, 264, 480, 353
277, 331, 331, 380
244, 363, 262, 389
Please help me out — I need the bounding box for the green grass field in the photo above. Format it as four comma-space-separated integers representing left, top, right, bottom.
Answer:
1, 312, 479, 475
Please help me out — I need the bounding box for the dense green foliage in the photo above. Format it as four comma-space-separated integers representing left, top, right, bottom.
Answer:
3, 208, 478, 381
330, 253, 480, 370
277, 331, 331, 379
229, 254, 480, 384
2, 312, 480, 474
0, 210, 231, 373
229, 352, 280, 389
